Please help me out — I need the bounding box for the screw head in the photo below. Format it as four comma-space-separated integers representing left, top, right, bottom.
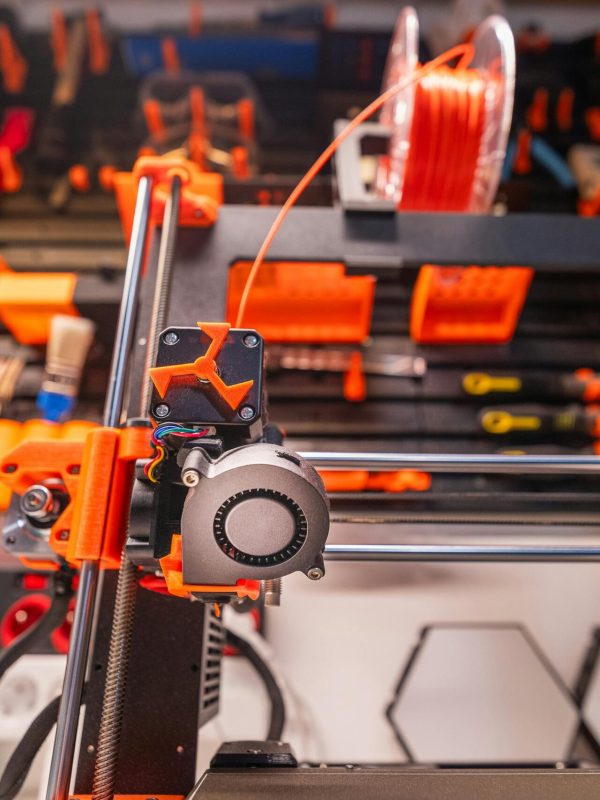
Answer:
307, 567, 324, 581
21, 486, 49, 513
239, 405, 255, 421
155, 404, 171, 418
5, 535, 16, 546
58, 530, 70, 541
163, 331, 179, 345
243, 333, 259, 348
182, 470, 200, 487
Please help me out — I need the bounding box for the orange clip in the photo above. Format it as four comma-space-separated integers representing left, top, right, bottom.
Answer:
231, 146, 249, 179
514, 130, 532, 175
190, 87, 206, 136
527, 88, 548, 133
189, 2, 203, 37
556, 87, 574, 132
85, 9, 110, 75
68, 164, 91, 193
149, 322, 254, 410
143, 99, 167, 144
98, 164, 117, 192
160, 535, 260, 599
51, 9, 68, 72
162, 37, 180, 74
237, 98, 255, 141
0, 24, 27, 94
575, 368, 600, 403
0, 146, 22, 193
343, 351, 366, 403
585, 108, 600, 143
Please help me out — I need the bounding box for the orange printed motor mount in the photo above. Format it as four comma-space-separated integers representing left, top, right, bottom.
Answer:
149, 322, 254, 411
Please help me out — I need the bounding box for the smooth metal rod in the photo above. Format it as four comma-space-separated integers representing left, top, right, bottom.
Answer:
302, 452, 600, 475
104, 176, 153, 428
324, 544, 600, 562
46, 175, 154, 800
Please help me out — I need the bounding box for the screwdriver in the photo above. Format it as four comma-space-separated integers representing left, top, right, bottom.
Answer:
479, 405, 600, 438
463, 369, 600, 403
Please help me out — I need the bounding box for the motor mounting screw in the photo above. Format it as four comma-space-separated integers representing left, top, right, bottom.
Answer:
163, 331, 179, 345
239, 405, 255, 420
155, 403, 171, 418
243, 333, 259, 348
307, 567, 324, 581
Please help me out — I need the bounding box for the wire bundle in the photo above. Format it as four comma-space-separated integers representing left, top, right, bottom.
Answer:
144, 423, 208, 483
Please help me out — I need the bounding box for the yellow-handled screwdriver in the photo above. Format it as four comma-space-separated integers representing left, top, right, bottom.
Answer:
463, 370, 600, 402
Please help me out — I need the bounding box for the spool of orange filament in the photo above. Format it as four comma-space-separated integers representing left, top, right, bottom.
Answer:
376, 8, 515, 212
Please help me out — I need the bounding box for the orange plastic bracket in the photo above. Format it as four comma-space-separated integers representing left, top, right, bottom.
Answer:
0, 439, 85, 559
160, 535, 260, 600
149, 322, 254, 410
410, 265, 533, 344
0, 425, 153, 568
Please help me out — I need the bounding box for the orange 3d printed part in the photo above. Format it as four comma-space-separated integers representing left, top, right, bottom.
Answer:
227, 261, 375, 343
410, 265, 533, 345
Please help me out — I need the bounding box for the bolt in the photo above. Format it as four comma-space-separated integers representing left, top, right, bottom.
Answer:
67, 464, 80, 475
307, 567, 324, 581
163, 331, 179, 345
5, 536, 16, 546
176, 745, 184, 754
239, 405, 255, 421
155, 403, 171, 418
21, 487, 48, 513
3, 464, 17, 473
20, 485, 57, 521
247, 748, 263, 754
182, 470, 200, 487
243, 333, 259, 348
86, 744, 95, 754
58, 530, 70, 541
262, 578, 282, 607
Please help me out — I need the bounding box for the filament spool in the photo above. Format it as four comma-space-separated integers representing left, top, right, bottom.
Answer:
376, 8, 515, 212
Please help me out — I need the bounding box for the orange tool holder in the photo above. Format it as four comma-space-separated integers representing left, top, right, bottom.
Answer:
112, 155, 223, 243
0, 261, 79, 345
226, 261, 375, 343
410, 265, 533, 344
0, 426, 152, 571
